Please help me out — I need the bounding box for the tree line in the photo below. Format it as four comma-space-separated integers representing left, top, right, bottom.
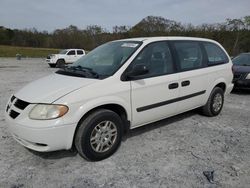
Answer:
0, 15, 250, 55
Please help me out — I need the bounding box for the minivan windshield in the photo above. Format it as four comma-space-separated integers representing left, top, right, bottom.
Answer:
232, 53, 250, 66
57, 41, 142, 79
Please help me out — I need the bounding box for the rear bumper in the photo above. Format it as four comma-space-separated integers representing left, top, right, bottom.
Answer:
5, 114, 76, 152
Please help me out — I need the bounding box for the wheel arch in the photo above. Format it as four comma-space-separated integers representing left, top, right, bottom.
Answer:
214, 82, 226, 93
71, 103, 130, 149
56, 58, 65, 63
210, 78, 227, 93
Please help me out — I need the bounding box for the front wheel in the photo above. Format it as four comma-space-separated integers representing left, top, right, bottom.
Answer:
201, 87, 224, 116
74, 109, 123, 161
56, 59, 65, 68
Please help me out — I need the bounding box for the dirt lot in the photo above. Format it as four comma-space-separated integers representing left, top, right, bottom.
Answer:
0, 58, 250, 188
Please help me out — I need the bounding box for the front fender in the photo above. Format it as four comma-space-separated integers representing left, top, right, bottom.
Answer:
63, 95, 131, 125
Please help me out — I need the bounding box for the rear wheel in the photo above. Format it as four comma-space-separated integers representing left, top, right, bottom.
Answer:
201, 87, 224, 116
74, 109, 123, 161
56, 59, 65, 68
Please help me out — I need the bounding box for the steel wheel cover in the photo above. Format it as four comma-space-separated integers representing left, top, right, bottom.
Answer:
212, 93, 222, 112
90, 121, 118, 153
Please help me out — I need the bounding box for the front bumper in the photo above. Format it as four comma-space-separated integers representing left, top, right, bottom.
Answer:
5, 114, 76, 152
46, 58, 56, 64
233, 79, 250, 89
5, 95, 77, 152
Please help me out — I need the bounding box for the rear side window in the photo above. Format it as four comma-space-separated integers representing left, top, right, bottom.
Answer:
77, 50, 84, 55
67, 50, 76, 55
173, 42, 203, 71
203, 42, 229, 65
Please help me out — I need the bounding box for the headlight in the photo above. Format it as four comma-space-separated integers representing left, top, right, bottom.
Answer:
246, 73, 250, 79
29, 104, 68, 120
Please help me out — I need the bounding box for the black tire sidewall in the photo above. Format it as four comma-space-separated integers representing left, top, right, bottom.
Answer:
56, 59, 65, 68
77, 110, 122, 161
209, 88, 224, 116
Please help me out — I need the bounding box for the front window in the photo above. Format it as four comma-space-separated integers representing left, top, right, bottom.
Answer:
57, 41, 141, 79
67, 50, 76, 55
127, 41, 174, 79
232, 53, 250, 66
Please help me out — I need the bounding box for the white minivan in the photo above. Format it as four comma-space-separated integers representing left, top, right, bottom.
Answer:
5, 37, 233, 161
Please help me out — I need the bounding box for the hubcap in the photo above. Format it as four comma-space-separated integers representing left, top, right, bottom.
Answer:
212, 93, 222, 112
90, 121, 117, 153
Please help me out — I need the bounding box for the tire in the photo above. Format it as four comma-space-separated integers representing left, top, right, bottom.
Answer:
56, 59, 65, 68
201, 87, 224, 117
74, 109, 123, 161
49, 64, 56, 68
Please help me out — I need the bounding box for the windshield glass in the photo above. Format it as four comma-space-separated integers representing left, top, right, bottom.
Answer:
70, 41, 142, 78
59, 49, 68, 54
232, 53, 250, 66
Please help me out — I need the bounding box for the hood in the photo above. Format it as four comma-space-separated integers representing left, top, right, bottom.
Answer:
233, 65, 250, 73
15, 73, 98, 103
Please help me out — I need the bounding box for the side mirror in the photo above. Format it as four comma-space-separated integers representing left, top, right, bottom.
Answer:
126, 64, 149, 80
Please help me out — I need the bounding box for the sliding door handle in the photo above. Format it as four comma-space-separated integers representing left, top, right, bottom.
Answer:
181, 80, 190, 87
168, 83, 179, 89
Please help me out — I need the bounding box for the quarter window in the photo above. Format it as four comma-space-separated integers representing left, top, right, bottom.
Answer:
174, 42, 203, 71
203, 42, 229, 65
130, 42, 174, 78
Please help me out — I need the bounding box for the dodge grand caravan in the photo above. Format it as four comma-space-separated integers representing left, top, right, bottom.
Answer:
5, 37, 234, 161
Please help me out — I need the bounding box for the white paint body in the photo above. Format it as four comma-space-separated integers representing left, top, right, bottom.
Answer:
5, 37, 234, 152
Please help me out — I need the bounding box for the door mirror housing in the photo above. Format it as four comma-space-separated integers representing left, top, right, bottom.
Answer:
125, 64, 149, 80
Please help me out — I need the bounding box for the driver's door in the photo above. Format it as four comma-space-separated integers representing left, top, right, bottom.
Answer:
66, 50, 77, 63
129, 42, 180, 127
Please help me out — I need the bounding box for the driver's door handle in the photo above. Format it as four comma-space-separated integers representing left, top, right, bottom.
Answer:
181, 80, 190, 87
168, 83, 179, 89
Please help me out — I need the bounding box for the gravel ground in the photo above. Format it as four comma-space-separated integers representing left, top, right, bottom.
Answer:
0, 58, 250, 188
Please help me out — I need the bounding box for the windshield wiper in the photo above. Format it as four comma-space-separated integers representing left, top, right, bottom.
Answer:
66, 65, 99, 78
56, 65, 99, 78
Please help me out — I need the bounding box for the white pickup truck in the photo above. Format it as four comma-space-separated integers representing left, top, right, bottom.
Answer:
46, 49, 85, 68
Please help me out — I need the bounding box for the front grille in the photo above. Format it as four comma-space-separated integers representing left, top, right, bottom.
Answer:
6, 96, 30, 119
14, 98, 30, 110
9, 110, 20, 119
233, 74, 241, 79
233, 72, 246, 81
10, 95, 15, 102
6, 105, 10, 112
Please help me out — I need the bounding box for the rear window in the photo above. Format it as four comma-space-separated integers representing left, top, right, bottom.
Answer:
173, 41, 203, 71
203, 42, 229, 65
77, 50, 84, 55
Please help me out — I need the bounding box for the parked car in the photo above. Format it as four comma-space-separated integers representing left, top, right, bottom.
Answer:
46, 49, 85, 68
5, 37, 233, 161
232, 53, 250, 89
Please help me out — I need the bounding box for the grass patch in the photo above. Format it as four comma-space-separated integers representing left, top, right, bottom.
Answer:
0, 45, 60, 58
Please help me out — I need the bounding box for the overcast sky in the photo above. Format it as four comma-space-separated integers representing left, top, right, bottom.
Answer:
0, 0, 249, 32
